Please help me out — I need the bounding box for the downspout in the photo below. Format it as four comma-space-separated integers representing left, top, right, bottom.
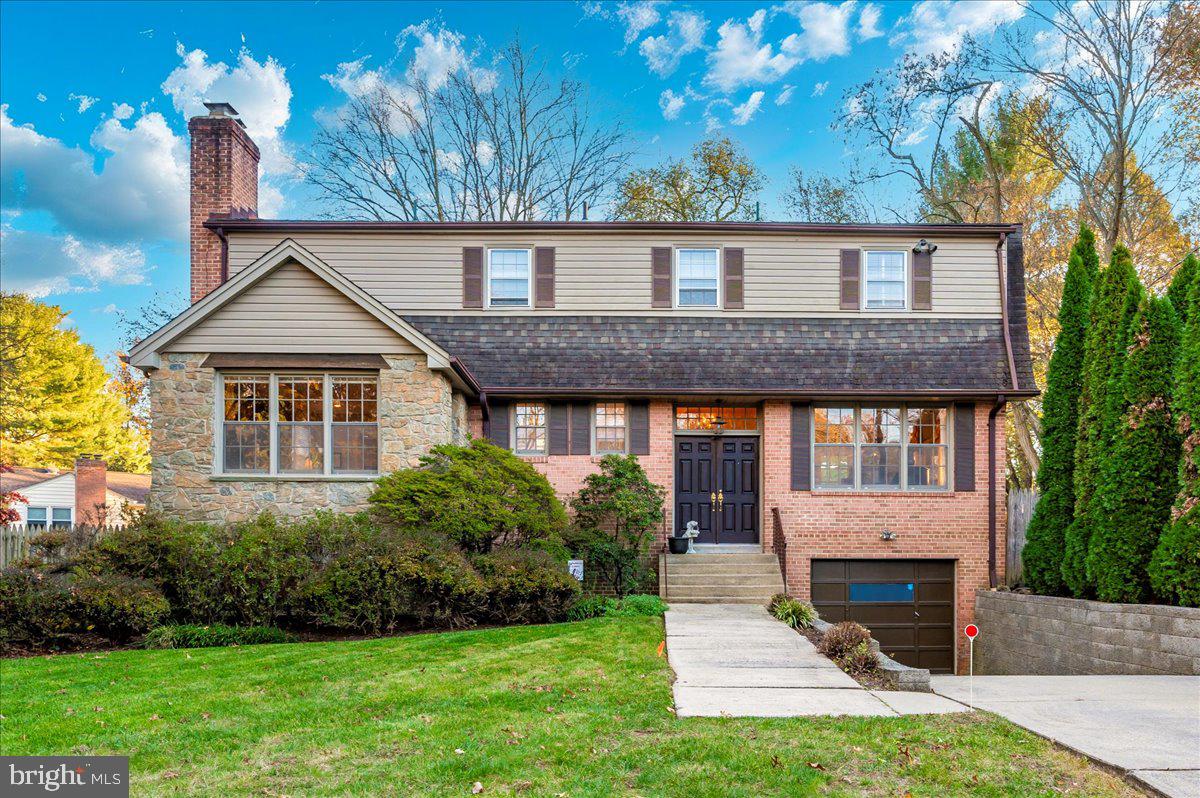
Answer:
987, 395, 1006, 588
479, 390, 491, 439
214, 224, 229, 287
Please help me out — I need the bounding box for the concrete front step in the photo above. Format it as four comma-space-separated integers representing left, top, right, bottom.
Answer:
668, 584, 783, 600
661, 552, 785, 603
667, 595, 778, 604
668, 573, 785, 587
666, 553, 778, 565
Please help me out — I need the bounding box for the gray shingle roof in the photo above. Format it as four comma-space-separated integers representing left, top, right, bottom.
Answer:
406, 315, 1033, 395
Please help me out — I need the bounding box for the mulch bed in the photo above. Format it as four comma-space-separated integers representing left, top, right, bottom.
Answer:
798, 625, 894, 691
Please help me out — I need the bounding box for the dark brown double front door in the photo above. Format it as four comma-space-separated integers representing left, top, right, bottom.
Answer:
675, 436, 760, 544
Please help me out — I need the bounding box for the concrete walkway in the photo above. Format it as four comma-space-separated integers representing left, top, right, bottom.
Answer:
932, 675, 1200, 798
666, 603, 967, 717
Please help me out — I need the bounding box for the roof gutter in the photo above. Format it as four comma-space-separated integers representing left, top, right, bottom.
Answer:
478, 387, 1040, 399
997, 233, 1020, 392
987, 394, 1007, 589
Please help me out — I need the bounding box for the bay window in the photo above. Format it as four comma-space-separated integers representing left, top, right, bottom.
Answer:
813, 404, 949, 491
219, 373, 379, 476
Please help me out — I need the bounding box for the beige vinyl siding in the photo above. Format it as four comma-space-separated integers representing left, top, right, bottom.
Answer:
166, 260, 420, 354
227, 232, 1003, 317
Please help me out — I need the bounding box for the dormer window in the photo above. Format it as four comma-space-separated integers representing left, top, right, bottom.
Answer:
487, 248, 532, 308
676, 248, 720, 307
863, 250, 907, 309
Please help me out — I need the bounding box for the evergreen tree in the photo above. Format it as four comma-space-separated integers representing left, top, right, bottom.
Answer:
0, 293, 147, 471
1167, 253, 1198, 327
1061, 245, 1142, 597
1022, 226, 1099, 595
1150, 274, 1200, 606
1086, 296, 1181, 603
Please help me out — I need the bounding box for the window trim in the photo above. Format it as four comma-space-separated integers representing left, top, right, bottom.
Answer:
25, 506, 48, 529
213, 371, 380, 479
592, 401, 628, 455
511, 401, 549, 456
485, 246, 534, 309
861, 249, 909, 312
811, 403, 952, 492
674, 246, 722, 309
51, 507, 73, 528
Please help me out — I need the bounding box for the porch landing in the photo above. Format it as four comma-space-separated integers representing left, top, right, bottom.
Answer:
665, 603, 968, 717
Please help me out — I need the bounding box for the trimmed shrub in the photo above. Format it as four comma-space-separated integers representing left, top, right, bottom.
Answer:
837, 641, 879, 676
568, 454, 666, 598
771, 596, 817, 629
1023, 226, 1098, 596
1167, 253, 1198, 328
767, 593, 791, 615
818, 621, 871, 660
567, 594, 616, 621
143, 624, 292, 649
1063, 244, 1143, 597
73, 573, 169, 641
369, 440, 568, 554
1087, 296, 1182, 603
474, 548, 580, 625
1151, 273, 1200, 606
605, 594, 668, 617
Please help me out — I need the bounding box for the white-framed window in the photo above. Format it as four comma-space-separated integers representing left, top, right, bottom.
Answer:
51, 508, 73, 528
676, 247, 720, 307
486, 248, 532, 308
813, 404, 949, 491
513, 402, 547, 455
218, 373, 380, 476
25, 507, 48, 529
863, 250, 907, 310
593, 402, 627, 453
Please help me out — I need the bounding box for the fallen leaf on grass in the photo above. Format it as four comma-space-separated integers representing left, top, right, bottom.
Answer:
656, 640, 665, 657
471, 782, 484, 794
455, 748, 465, 755
807, 762, 825, 771
770, 755, 782, 769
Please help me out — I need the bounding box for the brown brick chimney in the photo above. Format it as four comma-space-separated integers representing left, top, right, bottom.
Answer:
188, 102, 260, 303
74, 455, 108, 526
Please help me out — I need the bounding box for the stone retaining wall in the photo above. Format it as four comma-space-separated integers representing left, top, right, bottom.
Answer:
975, 590, 1200, 675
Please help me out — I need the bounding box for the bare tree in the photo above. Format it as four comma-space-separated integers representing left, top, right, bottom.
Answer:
781, 168, 878, 224
306, 38, 630, 222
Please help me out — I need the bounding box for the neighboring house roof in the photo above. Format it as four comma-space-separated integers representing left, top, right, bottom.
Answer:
1, 467, 150, 506
406, 316, 1035, 397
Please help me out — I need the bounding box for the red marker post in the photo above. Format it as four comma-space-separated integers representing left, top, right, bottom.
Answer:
964, 624, 980, 708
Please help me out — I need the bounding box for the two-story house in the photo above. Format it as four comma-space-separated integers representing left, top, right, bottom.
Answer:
129, 103, 1036, 673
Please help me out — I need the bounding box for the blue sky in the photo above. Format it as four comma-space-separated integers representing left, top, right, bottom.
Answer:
0, 1, 1033, 357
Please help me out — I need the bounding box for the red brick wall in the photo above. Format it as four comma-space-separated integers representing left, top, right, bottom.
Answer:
188, 114, 260, 303
761, 399, 1006, 674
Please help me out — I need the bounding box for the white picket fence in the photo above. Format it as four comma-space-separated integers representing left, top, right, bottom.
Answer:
1006, 488, 1039, 586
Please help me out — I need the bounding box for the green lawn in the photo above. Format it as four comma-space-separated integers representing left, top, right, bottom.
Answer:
1, 618, 1137, 797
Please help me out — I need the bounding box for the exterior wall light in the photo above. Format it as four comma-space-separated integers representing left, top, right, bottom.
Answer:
880, 529, 898, 541
913, 239, 938, 255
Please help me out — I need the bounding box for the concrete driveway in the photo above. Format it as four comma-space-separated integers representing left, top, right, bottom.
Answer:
931, 675, 1200, 798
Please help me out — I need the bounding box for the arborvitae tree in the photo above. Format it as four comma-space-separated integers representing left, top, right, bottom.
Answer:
1022, 226, 1099, 595
1150, 274, 1200, 606
1086, 296, 1182, 603
1061, 245, 1142, 597
1167, 253, 1198, 327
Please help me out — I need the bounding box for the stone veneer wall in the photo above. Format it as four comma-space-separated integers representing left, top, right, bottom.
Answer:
762, 400, 1007, 675
975, 591, 1200, 675
149, 352, 457, 522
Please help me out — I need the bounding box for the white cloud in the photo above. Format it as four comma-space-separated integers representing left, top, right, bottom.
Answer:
776, 85, 796, 105
731, 91, 765, 125
893, 0, 1024, 56
397, 21, 474, 91
102, 303, 118, 314
111, 102, 134, 120
68, 93, 99, 113
1, 104, 188, 242
704, 13, 798, 92
36, 93, 46, 103
162, 44, 293, 176
639, 10, 708, 76
0, 227, 150, 298
617, 2, 664, 46
659, 88, 686, 120
857, 2, 883, 40
779, 1, 857, 62
811, 80, 829, 96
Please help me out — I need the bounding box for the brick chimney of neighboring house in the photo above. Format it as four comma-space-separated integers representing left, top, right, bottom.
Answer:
74, 455, 107, 526
189, 102, 260, 303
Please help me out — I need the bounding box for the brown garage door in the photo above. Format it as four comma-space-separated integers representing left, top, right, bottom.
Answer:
810, 559, 955, 673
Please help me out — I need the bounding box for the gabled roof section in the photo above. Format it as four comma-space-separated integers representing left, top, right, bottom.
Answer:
128, 239, 454, 373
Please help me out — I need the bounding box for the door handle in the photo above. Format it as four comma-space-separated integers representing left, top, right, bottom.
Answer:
710, 492, 716, 511
717, 490, 724, 510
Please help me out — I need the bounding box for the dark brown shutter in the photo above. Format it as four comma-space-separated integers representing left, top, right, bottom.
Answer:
954, 402, 976, 491
486, 400, 510, 449
791, 403, 811, 491
651, 247, 672, 308
549, 403, 569, 455
463, 247, 483, 308
535, 247, 556, 308
724, 247, 744, 309
569, 402, 592, 455
839, 249, 861, 310
912, 249, 932, 310
629, 400, 650, 455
